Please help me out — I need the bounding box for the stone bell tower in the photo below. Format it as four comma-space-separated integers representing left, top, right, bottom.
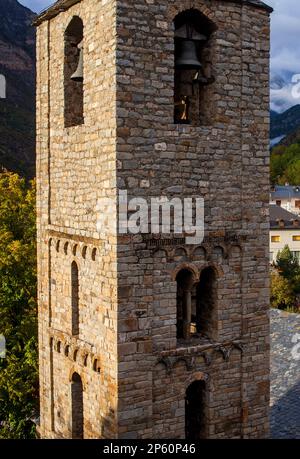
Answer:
35, 0, 272, 439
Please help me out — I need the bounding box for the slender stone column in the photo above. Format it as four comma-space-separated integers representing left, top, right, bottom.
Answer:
183, 289, 191, 340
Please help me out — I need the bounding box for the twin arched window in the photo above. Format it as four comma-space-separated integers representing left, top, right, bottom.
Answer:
176, 267, 217, 341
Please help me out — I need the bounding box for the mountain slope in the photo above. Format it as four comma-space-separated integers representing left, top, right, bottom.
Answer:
0, 0, 36, 177
279, 125, 300, 147
270, 105, 300, 141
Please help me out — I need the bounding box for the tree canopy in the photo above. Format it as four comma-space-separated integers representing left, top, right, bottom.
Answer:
0, 171, 37, 439
271, 143, 300, 185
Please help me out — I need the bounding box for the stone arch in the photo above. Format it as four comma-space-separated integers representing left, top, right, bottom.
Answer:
64, 344, 70, 357
64, 16, 84, 127
91, 248, 97, 261
212, 244, 227, 260
56, 341, 62, 353
192, 245, 207, 261
184, 371, 209, 393
83, 353, 88, 367
200, 262, 223, 278
173, 356, 194, 372
174, 247, 188, 261
82, 245, 87, 259
72, 244, 78, 256
169, 2, 216, 26
73, 348, 79, 362
229, 244, 242, 258
155, 357, 172, 375
172, 263, 199, 282
93, 358, 100, 373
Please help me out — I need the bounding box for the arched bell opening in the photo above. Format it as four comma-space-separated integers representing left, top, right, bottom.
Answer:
174, 9, 216, 126
64, 16, 84, 127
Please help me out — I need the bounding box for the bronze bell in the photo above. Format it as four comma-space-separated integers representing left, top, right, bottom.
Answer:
175, 39, 202, 70
71, 40, 83, 82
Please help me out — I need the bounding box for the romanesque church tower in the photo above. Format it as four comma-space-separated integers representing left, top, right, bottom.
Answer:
35, 0, 272, 439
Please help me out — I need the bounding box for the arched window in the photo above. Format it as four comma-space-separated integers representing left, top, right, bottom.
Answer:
174, 9, 216, 126
71, 261, 79, 335
196, 267, 217, 339
176, 269, 194, 340
185, 380, 207, 439
71, 373, 83, 439
176, 266, 217, 341
64, 16, 84, 127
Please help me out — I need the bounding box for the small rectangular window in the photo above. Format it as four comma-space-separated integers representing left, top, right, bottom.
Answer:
276, 200, 281, 206
292, 235, 300, 241
271, 236, 280, 243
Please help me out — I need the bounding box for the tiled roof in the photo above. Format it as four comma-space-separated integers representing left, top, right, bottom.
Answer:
270, 205, 300, 229
271, 186, 300, 200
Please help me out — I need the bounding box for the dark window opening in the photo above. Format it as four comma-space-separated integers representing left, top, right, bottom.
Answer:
196, 267, 217, 339
71, 373, 83, 439
185, 380, 207, 439
174, 9, 216, 126
176, 269, 194, 340
64, 16, 84, 127
176, 267, 217, 341
71, 261, 79, 336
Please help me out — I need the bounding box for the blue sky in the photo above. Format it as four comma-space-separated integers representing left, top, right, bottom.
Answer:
19, 0, 300, 112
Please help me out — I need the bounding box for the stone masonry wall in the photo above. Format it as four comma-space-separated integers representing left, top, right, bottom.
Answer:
115, 0, 270, 438
36, 0, 270, 439
36, 0, 119, 439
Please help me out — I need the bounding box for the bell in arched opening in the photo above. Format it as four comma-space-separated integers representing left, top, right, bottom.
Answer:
71, 40, 83, 82
175, 39, 202, 70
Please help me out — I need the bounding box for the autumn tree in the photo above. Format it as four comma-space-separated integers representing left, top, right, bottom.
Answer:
270, 270, 296, 310
0, 171, 38, 439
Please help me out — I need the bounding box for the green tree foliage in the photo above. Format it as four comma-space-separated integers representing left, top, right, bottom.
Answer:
0, 171, 37, 439
276, 245, 300, 280
270, 271, 296, 310
272, 245, 300, 312
270, 143, 300, 185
